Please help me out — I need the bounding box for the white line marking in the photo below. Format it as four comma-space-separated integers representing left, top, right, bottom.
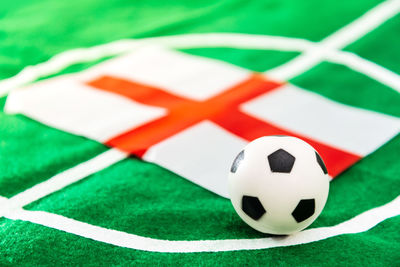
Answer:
0, 0, 399, 253
266, 0, 400, 81
5, 195, 399, 253
322, 0, 400, 49
0, 148, 128, 217
266, 48, 324, 81
1, 26, 400, 97
325, 50, 400, 92
0, 34, 314, 97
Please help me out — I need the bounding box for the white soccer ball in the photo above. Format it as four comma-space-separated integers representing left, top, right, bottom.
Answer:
228, 136, 330, 235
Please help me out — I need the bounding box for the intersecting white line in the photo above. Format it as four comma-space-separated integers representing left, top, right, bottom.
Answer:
3, 196, 399, 253
1, 32, 399, 97
266, 0, 400, 82
0, 0, 399, 253
1, 1, 399, 97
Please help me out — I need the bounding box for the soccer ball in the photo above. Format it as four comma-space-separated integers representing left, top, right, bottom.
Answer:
228, 136, 330, 235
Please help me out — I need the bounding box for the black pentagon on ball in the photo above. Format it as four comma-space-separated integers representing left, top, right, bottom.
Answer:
231, 150, 244, 173
315, 151, 328, 174
242, 195, 266, 220
267, 149, 296, 173
291, 199, 315, 223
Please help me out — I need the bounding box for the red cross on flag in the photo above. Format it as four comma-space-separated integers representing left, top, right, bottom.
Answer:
5, 46, 400, 197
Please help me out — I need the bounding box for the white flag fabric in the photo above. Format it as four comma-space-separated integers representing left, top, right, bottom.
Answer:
5, 46, 400, 197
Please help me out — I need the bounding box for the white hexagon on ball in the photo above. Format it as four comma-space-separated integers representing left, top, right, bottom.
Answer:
228, 135, 330, 235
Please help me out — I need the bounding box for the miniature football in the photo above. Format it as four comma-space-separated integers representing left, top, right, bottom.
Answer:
228, 135, 330, 235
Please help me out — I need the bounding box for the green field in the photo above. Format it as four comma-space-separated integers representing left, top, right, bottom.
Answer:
0, 0, 399, 265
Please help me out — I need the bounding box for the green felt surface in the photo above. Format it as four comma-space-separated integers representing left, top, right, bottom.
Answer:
0, 104, 107, 198
345, 14, 400, 75
290, 61, 400, 117
0, 0, 399, 265
25, 135, 400, 242
0, 0, 381, 80
1, 216, 399, 265
180, 48, 300, 72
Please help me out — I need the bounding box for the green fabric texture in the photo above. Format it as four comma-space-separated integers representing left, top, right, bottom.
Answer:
345, 14, 400, 75
179, 48, 300, 72
0, 97, 108, 198
1, 217, 399, 266
290, 61, 400, 117
0, 0, 399, 265
25, 136, 400, 241
0, 0, 382, 80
